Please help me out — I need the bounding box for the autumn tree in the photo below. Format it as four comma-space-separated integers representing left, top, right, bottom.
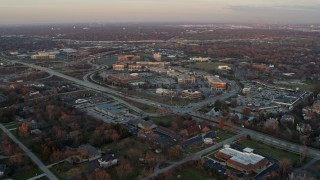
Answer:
88, 170, 111, 180
167, 145, 181, 159
18, 123, 29, 136
279, 158, 292, 177
242, 107, 250, 117
116, 159, 133, 179
111, 130, 120, 142
219, 119, 225, 129
9, 152, 24, 167
67, 167, 83, 179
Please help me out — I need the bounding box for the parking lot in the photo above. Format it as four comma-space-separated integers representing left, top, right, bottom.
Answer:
237, 81, 308, 113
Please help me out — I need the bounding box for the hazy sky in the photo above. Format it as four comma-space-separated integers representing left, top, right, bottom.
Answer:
1, 0, 319, 24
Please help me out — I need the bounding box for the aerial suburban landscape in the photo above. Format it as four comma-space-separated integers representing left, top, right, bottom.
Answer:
0, 1, 320, 180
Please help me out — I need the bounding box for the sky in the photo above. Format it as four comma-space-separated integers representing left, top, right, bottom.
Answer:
0, 0, 320, 25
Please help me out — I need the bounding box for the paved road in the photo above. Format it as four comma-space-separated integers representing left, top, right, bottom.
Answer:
148, 133, 244, 179
190, 112, 320, 158
0, 124, 58, 180
15, 60, 160, 116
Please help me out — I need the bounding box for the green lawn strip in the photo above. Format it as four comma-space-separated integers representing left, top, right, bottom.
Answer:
237, 139, 301, 164
5, 123, 21, 129
275, 82, 316, 92
176, 167, 211, 180
215, 130, 237, 143
38, 176, 50, 180
11, 167, 43, 180
50, 161, 90, 180
149, 116, 174, 128
187, 143, 212, 153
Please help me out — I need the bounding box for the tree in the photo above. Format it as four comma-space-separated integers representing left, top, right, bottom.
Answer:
67, 167, 82, 179
111, 130, 120, 142
167, 145, 181, 159
145, 150, 156, 165
219, 119, 225, 129
88, 170, 111, 180
116, 159, 133, 179
242, 107, 250, 117
279, 158, 292, 177
18, 123, 29, 136
9, 152, 24, 166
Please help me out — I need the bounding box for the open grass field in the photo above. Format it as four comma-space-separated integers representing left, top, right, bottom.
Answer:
11, 168, 43, 180
276, 81, 318, 92
148, 116, 175, 128
176, 167, 212, 180
50, 162, 90, 180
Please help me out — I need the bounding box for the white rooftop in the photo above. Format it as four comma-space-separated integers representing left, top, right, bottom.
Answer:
219, 147, 265, 165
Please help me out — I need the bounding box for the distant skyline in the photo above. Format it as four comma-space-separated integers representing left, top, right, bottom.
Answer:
1, 0, 320, 25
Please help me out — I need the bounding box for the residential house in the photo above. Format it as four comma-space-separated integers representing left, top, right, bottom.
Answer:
180, 123, 210, 138
280, 115, 295, 125
296, 123, 312, 135
98, 154, 118, 168
127, 119, 157, 132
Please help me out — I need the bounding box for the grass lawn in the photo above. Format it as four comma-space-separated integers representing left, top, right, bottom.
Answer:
149, 116, 174, 128
167, 97, 197, 106
279, 82, 317, 92
187, 143, 212, 153
188, 62, 232, 72
37, 176, 50, 180
176, 167, 211, 180
11, 167, 43, 180
215, 130, 237, 143
237, 139, 301, 164
108, 164, 144, 180
103, 138, 150, 158
4, 122, 21, 129
50, 161, 90, 180
124, 99, 158, 114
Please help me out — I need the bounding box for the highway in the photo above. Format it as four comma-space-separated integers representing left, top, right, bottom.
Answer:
0, 124, 58, 180
14, 60, 161, 117
17, 60, 238, 117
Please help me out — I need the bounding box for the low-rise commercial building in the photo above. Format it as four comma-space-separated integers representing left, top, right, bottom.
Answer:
206, 75, 227, 90
31, 53, 56, 60
136, 61, 170, 67
181, 89, 202, 99
118, 55, 140, 62
153, 53, 162, 61
113, 64, 125, 71
215, 145, 269, 174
